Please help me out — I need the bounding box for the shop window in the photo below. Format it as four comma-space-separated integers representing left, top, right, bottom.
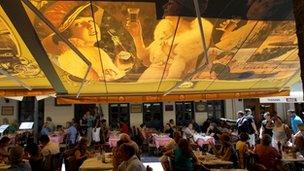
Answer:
207, 100, 225, 119
175, 101, 194, 126
109, 103, 130, 128
143, 102, 163, 131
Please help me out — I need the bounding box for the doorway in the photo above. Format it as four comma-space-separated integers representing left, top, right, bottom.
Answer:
143, 102, 163, 131
243, 99, 275, 127
175, 101, 194, 126
74, 104, 96, 122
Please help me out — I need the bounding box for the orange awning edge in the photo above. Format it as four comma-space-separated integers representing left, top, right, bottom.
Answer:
56, 90, 289, 104
0, 89, 55, 97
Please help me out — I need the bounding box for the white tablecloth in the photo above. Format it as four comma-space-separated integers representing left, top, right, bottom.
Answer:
153, 136, 172, 148
194, 134, 215, 146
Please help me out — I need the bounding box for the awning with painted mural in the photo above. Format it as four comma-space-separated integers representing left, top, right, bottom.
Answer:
0, 0, 300, 103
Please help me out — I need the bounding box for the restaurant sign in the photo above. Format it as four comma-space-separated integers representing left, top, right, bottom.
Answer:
260, 97, 304, 103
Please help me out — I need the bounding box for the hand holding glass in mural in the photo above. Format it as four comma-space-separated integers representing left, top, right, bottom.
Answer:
109, 31, 134, 72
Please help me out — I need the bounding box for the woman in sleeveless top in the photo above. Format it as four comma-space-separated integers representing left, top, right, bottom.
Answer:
273, 116, 291, 147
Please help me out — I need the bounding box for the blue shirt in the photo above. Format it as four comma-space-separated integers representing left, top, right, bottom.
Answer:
87, 116, 94, 128
291, 115, 303, 134
40, 127, 49, 136
67, 126, 77, 144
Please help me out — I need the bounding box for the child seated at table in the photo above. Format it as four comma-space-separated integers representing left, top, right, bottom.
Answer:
212, 133, 238, 168
236, 132, 250, 168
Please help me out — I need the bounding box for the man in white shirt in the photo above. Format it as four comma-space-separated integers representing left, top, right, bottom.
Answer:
118, 143, 145, 171
39, 134, 60, 156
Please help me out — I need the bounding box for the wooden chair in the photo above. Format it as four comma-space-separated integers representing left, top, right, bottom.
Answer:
246, 153, 268, 171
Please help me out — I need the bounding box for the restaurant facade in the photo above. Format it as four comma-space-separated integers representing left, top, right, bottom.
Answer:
0, 97, 295, 129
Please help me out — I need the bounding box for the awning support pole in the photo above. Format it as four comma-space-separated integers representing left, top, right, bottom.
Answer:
0, 68, 32, 90
293, 0, 304, 97
164, 0, 209, 96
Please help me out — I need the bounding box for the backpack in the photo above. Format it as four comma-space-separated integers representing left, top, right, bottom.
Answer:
237, 116, 254, 134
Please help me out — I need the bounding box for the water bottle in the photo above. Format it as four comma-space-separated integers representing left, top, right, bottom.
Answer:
101, 149, 106, 163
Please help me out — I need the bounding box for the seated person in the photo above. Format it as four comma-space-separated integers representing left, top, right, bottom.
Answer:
166, 139, 209, 171
212, 133, 238, 167
119, 133, 140, 156
161, 131, 182, 171
119, 120, 129, 135
191, 119, 201, 133
26, 143, 44, 171
74, 138, 91, 169
169, 119, 175, 129
164, 123, 174, 138
138, 123, 147, 140
8, 146, 31, 171
0, 136, 11, 163
254, 134, 282, 170
294, 123, 304, 155
183, 123, 195, 142
113, 140, 129, 171
206, 122, 221, 141
236, 133, 250, 169
39, 134, 60, 156
118, 143, 145, 171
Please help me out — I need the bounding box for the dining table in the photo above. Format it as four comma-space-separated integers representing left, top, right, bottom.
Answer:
194, 152, 233, 168
152, 134, 172, 148
108, 134, 120, 148
0, 163, 10, 171
193, 134, 215, 146
80, 153, 114, 171
281, 152, 304, 163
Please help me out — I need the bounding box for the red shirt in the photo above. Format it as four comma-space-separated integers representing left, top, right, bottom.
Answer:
120, 123, 129, 134
254, 144, 282, 169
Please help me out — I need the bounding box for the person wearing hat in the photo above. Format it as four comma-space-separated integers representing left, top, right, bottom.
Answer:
126, 0, 213, 82
41, 2, 125, 81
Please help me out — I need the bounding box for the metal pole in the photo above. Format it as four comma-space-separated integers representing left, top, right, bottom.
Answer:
0, 68, 32, 90
164, 0, 209, 96
33, 97, 39, 143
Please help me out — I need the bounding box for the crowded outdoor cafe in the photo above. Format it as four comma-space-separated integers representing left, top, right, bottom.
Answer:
0, 0, 304, 170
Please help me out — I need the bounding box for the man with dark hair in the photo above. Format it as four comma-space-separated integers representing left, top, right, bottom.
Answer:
117, 143, 145, 171
237, 109, 258, 147
287, 109, 303, 134
39, 134, 59, 156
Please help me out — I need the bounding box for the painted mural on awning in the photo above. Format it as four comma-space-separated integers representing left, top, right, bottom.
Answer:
21, 0, 298, 95
0, 6, 50, 90
0, 0, 299, 97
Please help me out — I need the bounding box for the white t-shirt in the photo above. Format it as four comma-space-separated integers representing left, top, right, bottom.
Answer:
92, 127, 101, 142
